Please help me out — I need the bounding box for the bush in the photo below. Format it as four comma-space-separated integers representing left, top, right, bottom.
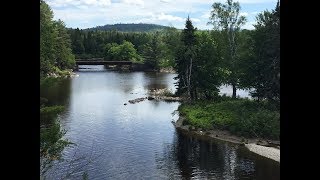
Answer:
40, 106, 64, 125
178, 99, 280, 140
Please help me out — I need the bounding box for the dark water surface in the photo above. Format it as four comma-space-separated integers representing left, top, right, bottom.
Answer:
41, 66, 279, 180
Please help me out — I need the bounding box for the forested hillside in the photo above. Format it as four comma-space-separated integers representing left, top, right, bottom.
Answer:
85, 23, 170, 32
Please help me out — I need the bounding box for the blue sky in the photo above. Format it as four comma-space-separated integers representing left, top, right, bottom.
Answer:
47, 0, 278, 30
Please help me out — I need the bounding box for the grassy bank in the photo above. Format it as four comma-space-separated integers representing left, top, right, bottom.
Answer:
178, 98, 279, 140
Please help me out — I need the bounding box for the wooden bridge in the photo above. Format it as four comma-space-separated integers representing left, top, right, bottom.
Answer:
75, 59, 133, 66
74, 58, 137, 71
74, 58, 149, 71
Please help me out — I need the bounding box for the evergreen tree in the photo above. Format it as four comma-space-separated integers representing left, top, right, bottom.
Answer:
175, 16, 197, 100
72, 28, 85, 55
142, 32, 162, 70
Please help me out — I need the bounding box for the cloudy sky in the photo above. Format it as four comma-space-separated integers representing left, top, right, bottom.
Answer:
47, 0, 278, 30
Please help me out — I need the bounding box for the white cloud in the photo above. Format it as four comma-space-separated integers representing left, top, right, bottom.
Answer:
191, 18, 200, 23
122, 0, 144, 6
201, 11, 211, 19
240, 12, 249, 16
160, 0, 170, 3
250, 11, 261, 15
47, 0, 276, 29
47, 0, 111, 8
242, 21, 255, 30
157, 13, 184, 22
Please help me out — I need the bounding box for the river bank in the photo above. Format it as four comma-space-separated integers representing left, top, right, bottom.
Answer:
173, 116, 280, 162
46, 69, 79, 78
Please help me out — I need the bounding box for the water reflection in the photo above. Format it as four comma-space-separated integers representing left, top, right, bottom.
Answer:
40, 78, 71, 107
156, 130, 280, 180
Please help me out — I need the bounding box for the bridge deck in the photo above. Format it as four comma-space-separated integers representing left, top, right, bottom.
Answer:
75, 61, 133, 65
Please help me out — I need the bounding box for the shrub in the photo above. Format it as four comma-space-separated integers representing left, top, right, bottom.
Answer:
179, 99, 280, 140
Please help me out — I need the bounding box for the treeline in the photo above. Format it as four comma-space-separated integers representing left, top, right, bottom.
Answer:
40, 0, 75, 77
67, 28, 181, 70
85, 23, 169, 32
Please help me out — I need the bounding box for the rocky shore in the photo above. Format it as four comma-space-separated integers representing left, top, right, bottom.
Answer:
46, 69, 79, 78
159, 67, 176, 73
173, 116, 280, 163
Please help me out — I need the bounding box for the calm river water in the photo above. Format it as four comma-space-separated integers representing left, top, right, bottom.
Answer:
40, 65, 279, 180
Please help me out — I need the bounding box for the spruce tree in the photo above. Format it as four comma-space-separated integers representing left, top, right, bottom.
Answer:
175, 16, 197, 100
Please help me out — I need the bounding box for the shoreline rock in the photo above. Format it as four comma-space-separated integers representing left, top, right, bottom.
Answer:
245, 143, 280, 162
173, 116, 280, 163
46, 69, 79, 78
148, 95, 181, 101
159, 67, 176, 73
128, 97, 147, 104
147, 88, 183, 102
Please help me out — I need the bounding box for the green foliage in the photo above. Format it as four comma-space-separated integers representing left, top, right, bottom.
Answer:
179, 99, 279, 140
241, 3, 280, 101
40, 0, 56, 75
40, 121, 72, 175
193, 31, 224, 99
40, 103, 72, 176
174, 17, 197, 99
54, 20, 76, 69
40, 106, 64, 125
69, 28, 179, 70
161, 28, 182, 68
208, 0, 247, 98
40, 0, 75, 76
141, 32, 164, 70
104, 41, 142, 62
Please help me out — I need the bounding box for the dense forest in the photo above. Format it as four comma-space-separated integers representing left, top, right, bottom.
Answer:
85, 23, 170, 32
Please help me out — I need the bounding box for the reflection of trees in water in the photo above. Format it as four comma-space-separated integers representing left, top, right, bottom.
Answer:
145, 83, 167, 91
220, 143, 237, 179
155, 130, 279, 179
143, 72, 169, 91
40, 78, 71, 107
116, 72, 136, 94
235, 147, 280, 180
155, 130, 226, 179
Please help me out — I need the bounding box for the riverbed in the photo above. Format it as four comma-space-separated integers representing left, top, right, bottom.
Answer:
40, 65, 279, 179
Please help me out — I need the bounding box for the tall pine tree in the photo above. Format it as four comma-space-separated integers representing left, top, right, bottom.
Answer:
175, 16, 197, 100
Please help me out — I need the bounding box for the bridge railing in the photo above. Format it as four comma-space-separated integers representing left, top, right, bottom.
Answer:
75, 58, 104, 61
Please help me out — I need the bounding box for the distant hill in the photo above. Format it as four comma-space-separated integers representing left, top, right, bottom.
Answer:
84, 23, 171, 32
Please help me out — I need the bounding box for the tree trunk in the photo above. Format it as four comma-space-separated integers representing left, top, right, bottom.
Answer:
232, 83, 237, 98
194, 88, 198, 100
188, 57, 193, 100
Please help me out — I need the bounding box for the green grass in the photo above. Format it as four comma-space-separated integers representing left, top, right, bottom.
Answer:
178, 98, 279, 140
